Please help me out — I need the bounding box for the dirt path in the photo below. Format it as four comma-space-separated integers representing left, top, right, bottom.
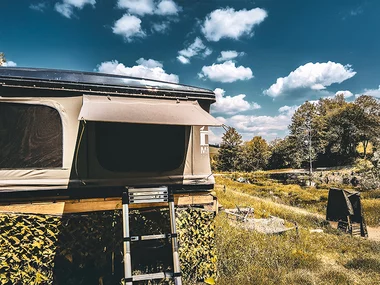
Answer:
367, 227, 380, 242
227, 188, 380, 242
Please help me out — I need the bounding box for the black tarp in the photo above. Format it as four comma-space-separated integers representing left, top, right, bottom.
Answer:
326, 188, 368, 237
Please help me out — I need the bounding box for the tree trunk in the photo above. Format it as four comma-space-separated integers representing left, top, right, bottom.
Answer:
363, 140, 368, 159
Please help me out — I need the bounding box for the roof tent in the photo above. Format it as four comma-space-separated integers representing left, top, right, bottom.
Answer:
0, 67, 221, 202
326, 188, 368, 237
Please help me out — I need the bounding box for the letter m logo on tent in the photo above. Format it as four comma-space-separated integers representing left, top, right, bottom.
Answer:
200, 126, 209, 154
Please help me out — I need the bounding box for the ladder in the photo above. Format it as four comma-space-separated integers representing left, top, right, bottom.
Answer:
122, 186, 182, 285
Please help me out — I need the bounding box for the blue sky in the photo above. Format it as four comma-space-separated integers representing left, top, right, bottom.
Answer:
1, 0, 380, 143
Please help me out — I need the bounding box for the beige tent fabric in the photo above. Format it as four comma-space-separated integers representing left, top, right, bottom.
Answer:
78, 95, 222, 126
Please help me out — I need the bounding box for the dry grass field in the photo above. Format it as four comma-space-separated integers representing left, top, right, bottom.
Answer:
213, 175, 380, 285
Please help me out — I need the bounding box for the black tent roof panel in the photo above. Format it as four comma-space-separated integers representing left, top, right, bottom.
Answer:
0, 67, 216, 100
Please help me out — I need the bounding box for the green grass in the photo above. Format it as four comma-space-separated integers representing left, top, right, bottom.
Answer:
213, 176, 380, 285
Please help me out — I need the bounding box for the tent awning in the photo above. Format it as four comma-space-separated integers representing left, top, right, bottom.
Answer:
78, 95, 221, 126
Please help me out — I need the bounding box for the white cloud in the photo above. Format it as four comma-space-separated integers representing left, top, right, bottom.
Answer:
199, 60, 253, 83
335, 90, 353, 98
96, 58, 179, 83
2, 61, 17, 67
176, 55, 190, 64
156, 0, 180, 15
115, 0, 181, 39
226, 111, 294, 133
178, 38, 205, 58
209, 104, 299, 143
112, 14, 146, 42
152, 21, 170, 33
55, 0, 95, 18
117, 0, 180, 16
278, 105, 299, 116
217, 50, 245, 62
203, 48, 213, 58
208, 128, 223, 145
264, 61, 357, 97
30, 2, 47, 12
356, 86, 380, 98
135, 58, 162, 68
211, 88, 260, 115
117, 0, 154, 16
201, 7, 267, 42
177, 37, 212, 64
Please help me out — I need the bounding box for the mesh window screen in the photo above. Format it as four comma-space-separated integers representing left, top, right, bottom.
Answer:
95, 122, 187, 172
0, 102, 63, 169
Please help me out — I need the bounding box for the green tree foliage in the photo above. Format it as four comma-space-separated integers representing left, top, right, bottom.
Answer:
0, 52, 6, 66
288, 101, 323, 168
216, 127, 242, 171
327, 103, 364, 162
353, 95, 380, 158
214, 94, 379, 171
238, 136, 271, 171
287, 94, 380, 167
268, 137, 297, 169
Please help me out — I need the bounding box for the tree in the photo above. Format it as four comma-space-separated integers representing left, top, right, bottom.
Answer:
216, 127, 242, 172
327, 103, 364, 163
288, 101, 323, 170
315, 94, 348, 165
268, 137, 297, 169
238, 136, 270, 171
354, 95, 380, 158
0, 52, 6, 66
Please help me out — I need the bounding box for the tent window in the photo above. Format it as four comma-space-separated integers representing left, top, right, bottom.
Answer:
0, 102, 63, 169
95, 122, 187, 172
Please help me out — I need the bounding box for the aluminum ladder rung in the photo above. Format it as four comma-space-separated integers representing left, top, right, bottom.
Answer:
130, 194, 168, 199
129, 192, 168, 196
131, 234, 167, 241
132, 272, 173, 282
128, 187, 168, 193
128, 186, 169, 204
129, 198, 168, 204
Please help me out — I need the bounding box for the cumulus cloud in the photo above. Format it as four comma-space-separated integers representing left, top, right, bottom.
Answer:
2, 61, 17, 67
152, 21, 170, 33
201, 7, 267, 42
117, 0, 180, 16
117, 0, 154, 16
209, 104, 299, 143
176, 37, 212, 64
227, 105, 298, 133
30, 2, 47, 12
357, 86, 380, 98
278, 105, 299, 116
115, 0, 181, 39
335, 90, 353, 98
264, 61, 357, 97
155, 0, 181, 15
211, 88, 260, 115
135, 58, 162, 68
177, 55, 190, 64
112, 14, 146, 42
217, 50, 245, 62
96, 58, 179, 83
199, 60, 253, 83
55, 0, 95, 18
